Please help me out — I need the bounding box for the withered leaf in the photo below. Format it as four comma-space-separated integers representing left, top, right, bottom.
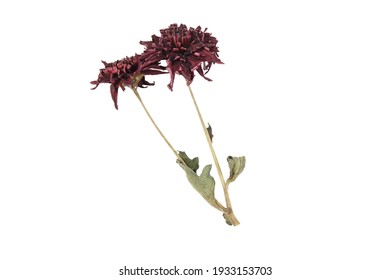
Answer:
227, 156, 246, 184
223, 213, 233, 226
207, 123, 213, 142
178, 151, 199, 172
178, 161, 219, 210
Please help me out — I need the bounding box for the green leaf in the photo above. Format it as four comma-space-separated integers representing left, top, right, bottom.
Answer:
227, 156, 246, 183
178, 151, 199, 172
178, 161, 219, 210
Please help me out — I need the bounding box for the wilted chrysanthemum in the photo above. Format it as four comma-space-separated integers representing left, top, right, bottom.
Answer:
140, 23, 223, 90
90, 54, 166, 109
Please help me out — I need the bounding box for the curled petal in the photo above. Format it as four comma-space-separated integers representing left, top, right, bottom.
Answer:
110, 84, 119, 110
167, 61, 177, 91
138, 76, 155, 88
196, 67, 212, 82
90, 80, 99, 90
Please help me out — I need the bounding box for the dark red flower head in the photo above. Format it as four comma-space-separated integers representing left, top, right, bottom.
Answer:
140, 23, 223, 91
90, 54, 166, 109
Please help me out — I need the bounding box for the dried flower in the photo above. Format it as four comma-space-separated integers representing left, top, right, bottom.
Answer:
90, 24, 244, 226
140, 23, 223, 90
90, 54, 165, 109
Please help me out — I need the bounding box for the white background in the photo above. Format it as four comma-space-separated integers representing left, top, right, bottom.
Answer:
1, 0, 389, 279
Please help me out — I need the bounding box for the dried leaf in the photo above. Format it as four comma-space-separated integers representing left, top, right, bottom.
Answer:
223, 213, 233, 226
178, 161, 219, 209
178, 151, 199, 172
207, 123, 213, 142
227, 156, 246, 183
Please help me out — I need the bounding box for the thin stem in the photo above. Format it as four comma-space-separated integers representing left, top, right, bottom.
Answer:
215, 200, 227, 212
132, 87, 229, 214
187, 84, 239, 225
132, 88, 183, 164
187, 85, 229, 204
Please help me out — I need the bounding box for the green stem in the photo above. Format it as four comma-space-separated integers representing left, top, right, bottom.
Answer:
187, 84, 240, 226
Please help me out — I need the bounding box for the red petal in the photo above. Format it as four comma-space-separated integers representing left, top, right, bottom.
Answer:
110, 84, 119, 110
